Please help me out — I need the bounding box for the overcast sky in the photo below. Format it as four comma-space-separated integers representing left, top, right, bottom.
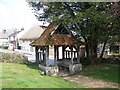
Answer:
0, 0, 40, 31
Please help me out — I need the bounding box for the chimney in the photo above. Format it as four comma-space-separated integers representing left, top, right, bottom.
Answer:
3, 30, 6, 34
21, 27, 24, 31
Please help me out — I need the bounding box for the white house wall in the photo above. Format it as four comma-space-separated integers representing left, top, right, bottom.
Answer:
19, 40, 32, 51
0, 39, 8, 46
18, 39, 35, 62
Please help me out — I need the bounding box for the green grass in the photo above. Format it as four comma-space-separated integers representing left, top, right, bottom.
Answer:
81, 64, 119, 83
1, 62, 85, 88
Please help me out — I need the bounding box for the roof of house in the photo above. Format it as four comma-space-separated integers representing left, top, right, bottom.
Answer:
0, 30, 13, 39
19, 26, 45, 40
8, 31, 21, 37
30, 22, 84, 46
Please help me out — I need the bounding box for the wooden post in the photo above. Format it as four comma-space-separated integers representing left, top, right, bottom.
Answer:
71, 46, 73, 64
39, 47, 41, 61
77, 46, 80, 63
74, 52, 76, 58
62, 46, 65, 59
46, 46, 49, 67
56, 46, 59, 60
54, 46, 57, 66
68, 51, 70, 58
66, 51, 67, 59
35, 46, 39, 66
43, 48, 45, 65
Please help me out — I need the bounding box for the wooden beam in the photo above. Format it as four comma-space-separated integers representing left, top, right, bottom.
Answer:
77, 46, 80, 63
39, 51, 41, 61
54, 46, 57, 66
45, 46, 49, 67
62, 46, 65, 59
56, 46, 59, 60
65, 51, 67, 58
71, 46, 74, 64
35, 46, 39, 66
68, 51, 70, 58
43, 48, 45, 65
74, 52, 76, 58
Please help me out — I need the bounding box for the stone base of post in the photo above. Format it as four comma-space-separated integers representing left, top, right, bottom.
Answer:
39, 64, 59, 76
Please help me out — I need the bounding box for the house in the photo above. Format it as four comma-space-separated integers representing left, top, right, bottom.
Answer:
8, 29, 23, 50
30, 22, 84, 75
0, 30, 13, 47
109, 42, 120, 55
18, 26, 45, 61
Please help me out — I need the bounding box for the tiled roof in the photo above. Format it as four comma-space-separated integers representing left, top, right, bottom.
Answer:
30, 22, 84, 46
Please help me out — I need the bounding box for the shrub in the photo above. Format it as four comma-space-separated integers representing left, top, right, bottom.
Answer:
0, 52, 28, 64
80, 57, 91, 66
0, 45, 8, 49
98, 57, 120, 64
2, 46, 8, 49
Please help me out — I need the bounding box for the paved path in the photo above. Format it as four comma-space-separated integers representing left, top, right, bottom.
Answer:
63, 75, 119, 88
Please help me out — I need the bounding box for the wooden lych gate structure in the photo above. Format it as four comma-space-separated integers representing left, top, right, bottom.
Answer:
30, 22, 84, 76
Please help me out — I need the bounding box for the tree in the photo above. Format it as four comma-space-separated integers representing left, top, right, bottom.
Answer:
28, 2, 120, 64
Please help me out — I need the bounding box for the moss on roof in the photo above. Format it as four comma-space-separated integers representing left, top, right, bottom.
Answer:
30, 22, 84, 46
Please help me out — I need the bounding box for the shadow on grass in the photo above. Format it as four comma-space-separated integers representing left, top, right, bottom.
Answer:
26, 62, 39, 70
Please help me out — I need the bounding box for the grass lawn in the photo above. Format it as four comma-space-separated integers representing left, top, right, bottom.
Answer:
81, 63, 119, 83
1, 62, 85, 88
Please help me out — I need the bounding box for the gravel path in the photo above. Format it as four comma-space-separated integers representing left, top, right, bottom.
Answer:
63, 75, 119, 88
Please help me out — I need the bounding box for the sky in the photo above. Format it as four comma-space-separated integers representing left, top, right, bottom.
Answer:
0, 0, 40, 31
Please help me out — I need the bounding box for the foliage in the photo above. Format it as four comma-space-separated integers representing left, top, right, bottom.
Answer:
81, 63, 119, 83
0, 45, 8, 49
0, 52, 28, 64
1, 62, 85, 88
98, 57, 120, 65
80, 57, 91, 66
28, 2, 120, 64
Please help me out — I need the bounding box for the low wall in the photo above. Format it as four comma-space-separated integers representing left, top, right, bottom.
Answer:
69, 63, 82, 75
39, 63, 82, 76
39, 64, 59, 76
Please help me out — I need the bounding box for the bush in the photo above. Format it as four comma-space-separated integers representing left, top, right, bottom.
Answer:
98, 57, 120, 64
0, 52, 28, 64
0, 45, 8, 49
80, 57, 91, 66
81, 56, 120, 66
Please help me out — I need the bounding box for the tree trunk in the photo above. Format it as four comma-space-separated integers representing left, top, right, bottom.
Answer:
89, 40, 98, 65
93, 41, 98, 58
83, 36, 98, 65
99, 39, 108, 58
85, 43, 89, 57
83, 36, 89, 57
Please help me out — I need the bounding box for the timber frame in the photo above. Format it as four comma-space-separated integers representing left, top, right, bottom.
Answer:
30, 22, 84, 76
35, 45, 80, 67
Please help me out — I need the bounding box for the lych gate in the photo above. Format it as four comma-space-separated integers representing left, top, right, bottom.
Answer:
30, 22, 84, 76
